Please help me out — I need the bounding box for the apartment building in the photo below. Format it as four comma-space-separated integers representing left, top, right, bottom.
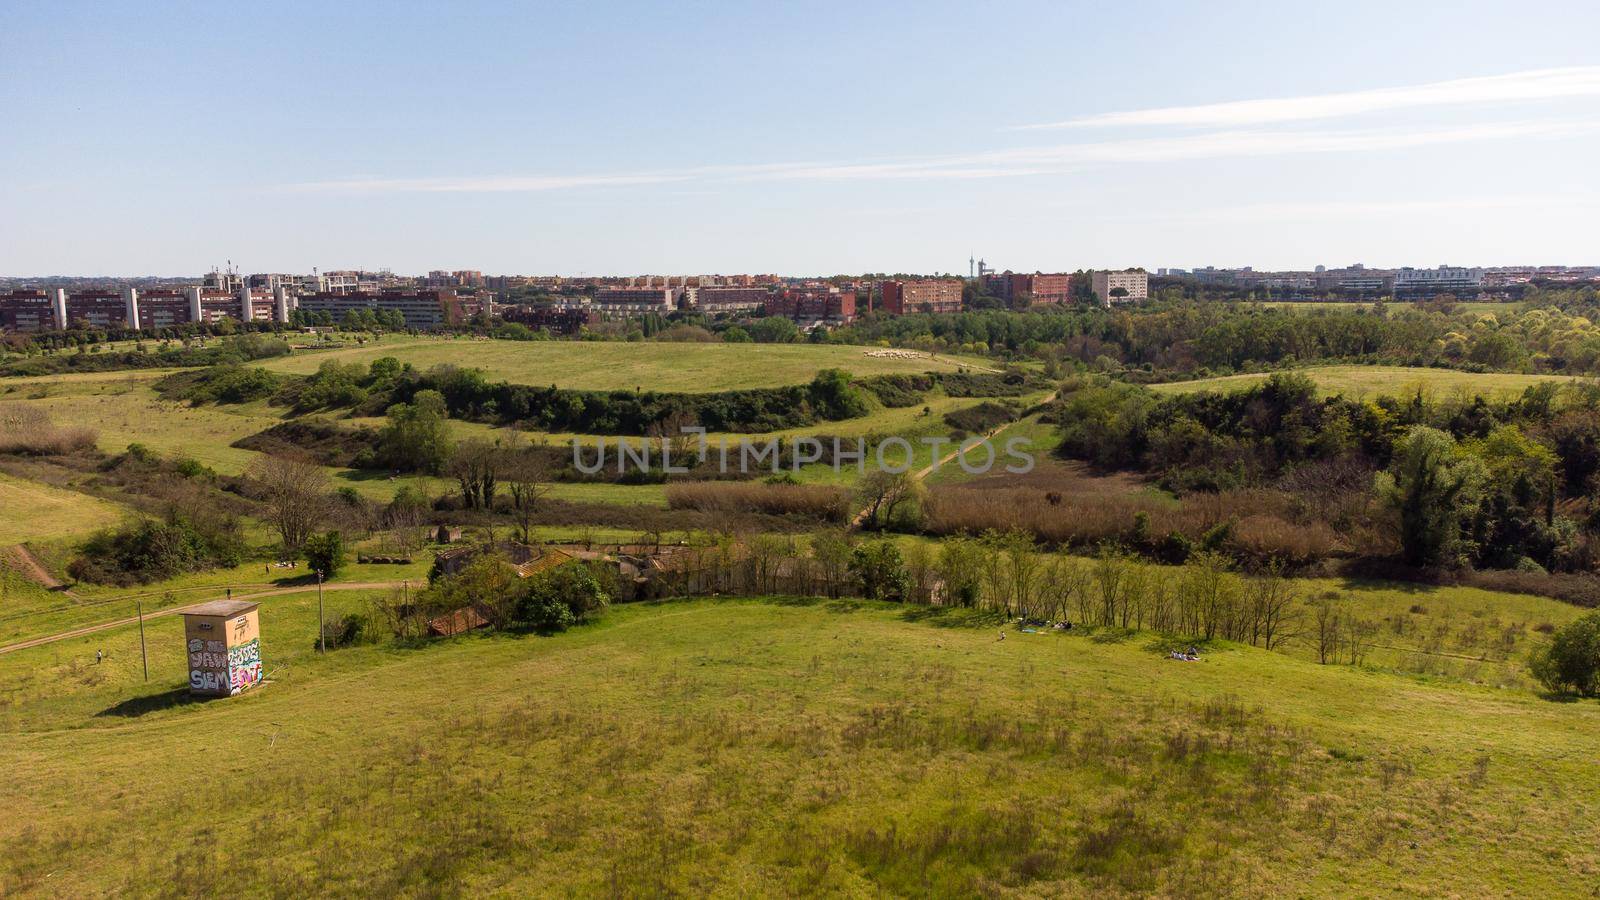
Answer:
1394, 266, 1485, 293
0, 289, 63, 332
132, 288, 192, 329
64, 290, 133, 329
1089, 270, 1148, 305
763, 288, 857, 323
984, 271, 1075, 305
593, 288, 679, 316
500, 305, 599, 335
692, 286, 769, 315
879, 279, 963, 315
297, 289, 465, 329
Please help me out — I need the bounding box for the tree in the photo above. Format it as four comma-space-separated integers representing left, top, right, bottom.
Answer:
377, 390, 453, 474
746, 316, 799, 344
855, 470, 921, 530
1377, 426, 1487, 568
850, 541, 910, 602
449, 439, 502, 510
247, 454, 329, 552
810, 528, 855, 598
936, 537, 983, 607
303, 530, 346, 579
1530, 613, 1600, 696
517, 561, 610, 632
503, 442, 552, 543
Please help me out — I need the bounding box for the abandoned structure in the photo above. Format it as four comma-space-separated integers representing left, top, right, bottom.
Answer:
181, 600, 263, 697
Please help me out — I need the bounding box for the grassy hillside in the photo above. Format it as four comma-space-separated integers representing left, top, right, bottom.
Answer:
1149, 365, 1579, 399
2, 596, 1597, 896
253, 336, 989, 391
0, 473, 126, 545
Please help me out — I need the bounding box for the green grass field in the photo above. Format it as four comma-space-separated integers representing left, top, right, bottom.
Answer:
255, 335, 991, 391
2, 595, 1597, 895
1149, 365, 1581, 399
0, 473, 126, 545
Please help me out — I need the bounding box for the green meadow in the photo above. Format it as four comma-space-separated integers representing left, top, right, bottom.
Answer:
2, 596, 1597, 896
254, 335, 992, 391
1149, 365, 1580, 400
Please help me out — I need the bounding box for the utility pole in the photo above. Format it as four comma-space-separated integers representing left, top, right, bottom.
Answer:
136, 598, 148, 682
317, 571, 326, 654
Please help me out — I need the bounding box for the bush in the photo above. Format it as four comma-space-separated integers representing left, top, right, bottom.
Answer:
1531, 613, 1600, 696
303, 531, 347, 579
850, 541, 910, 602
943, 401, 1017, 434
521, 594, 578, 632
319, 612, 377, 649
517, 561, 609, 632
70, 513, 247, 586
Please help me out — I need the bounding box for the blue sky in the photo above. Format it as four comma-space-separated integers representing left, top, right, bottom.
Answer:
4, 0, 1600, 276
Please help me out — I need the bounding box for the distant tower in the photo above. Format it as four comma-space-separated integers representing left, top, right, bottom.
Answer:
969, 254, 975, 279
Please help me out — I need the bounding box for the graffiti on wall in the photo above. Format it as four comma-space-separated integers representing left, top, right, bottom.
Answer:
228, 638, 263, 692
188, 637, 229, 693
187, 634, 262, 695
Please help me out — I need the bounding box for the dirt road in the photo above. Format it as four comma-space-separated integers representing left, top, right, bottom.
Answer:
0, 582, 406, 655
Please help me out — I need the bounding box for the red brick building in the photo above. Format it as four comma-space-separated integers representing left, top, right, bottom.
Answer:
64, 290, 132, 329
879, 279, 963, 315
0, 290, 60, 332
764, 288, 856, 322
502, 305, 598, 335
982, 271, 1074, 305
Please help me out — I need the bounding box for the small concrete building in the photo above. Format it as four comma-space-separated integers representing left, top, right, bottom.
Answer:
181, 600, 263, 697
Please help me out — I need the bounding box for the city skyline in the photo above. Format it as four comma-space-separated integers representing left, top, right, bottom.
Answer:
4, 1, 1600, 275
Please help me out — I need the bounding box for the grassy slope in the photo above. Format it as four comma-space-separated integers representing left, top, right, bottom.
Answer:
1, 597, 1597, 896
1149, 365, 1579, 399
0, 473, 126, 545
253, 336, 989, 391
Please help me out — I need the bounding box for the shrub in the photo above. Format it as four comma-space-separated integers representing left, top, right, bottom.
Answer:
303, 530, 347, 579
517, 561, 609, 632
851, 541, 910, 602
1530, 613, 1600, 696
943, 401, 1017, 434
319, 612, 377, 649
70, 512, 246, 586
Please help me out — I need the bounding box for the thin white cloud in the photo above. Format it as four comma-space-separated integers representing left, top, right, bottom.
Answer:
753, 118, 1600, 181
1019, 66, 1600, 130
1106, 195, 1600, 226
281, 172, 694, 193
279, 117, 1600, 193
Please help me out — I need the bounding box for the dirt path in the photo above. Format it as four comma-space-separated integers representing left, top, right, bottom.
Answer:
851, 391, 1058, 528
2, 544, 69, 592
0, 581, 406, 655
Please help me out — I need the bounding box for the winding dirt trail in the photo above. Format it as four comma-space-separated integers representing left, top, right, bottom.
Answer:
850, 390, 1058, 528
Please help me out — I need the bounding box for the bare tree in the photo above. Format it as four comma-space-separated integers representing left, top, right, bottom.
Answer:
1003, 530, 1042, 620
448, 439, 503, 511
855, 470, 919, 530
502, 438, 552, 543
1313, 599, 1343, 665
247, 454, 330, 552
811, 528, 854, 598
1246, 561, 1301, 650
905, 540, 937, 605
